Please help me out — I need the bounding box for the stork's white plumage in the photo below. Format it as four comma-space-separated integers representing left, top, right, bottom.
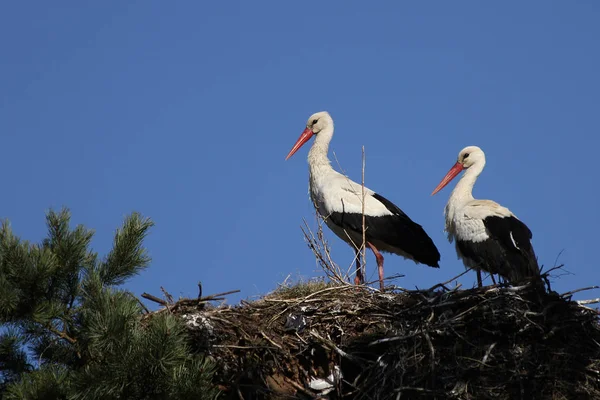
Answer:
286, 111, 440, 290
431, 146, 540, 286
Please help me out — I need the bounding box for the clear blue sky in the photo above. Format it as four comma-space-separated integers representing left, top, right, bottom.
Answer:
1, 2, 599, 306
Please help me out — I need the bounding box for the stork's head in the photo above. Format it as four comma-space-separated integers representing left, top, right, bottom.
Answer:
457, 146, 485, 169
431, 146, 486, 195
285, 111, 333, 160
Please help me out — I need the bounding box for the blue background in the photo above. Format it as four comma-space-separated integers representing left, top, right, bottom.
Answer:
1, 1, 598, 306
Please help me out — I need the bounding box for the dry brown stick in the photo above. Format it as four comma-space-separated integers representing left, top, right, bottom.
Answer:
577, 298, 600, 305
212, 345, 276, 349
141, 292, 167, 306
562, 286, 600, 298
302, 219, 335, 280
127, 292, 150, 313
543, 263, 565, 276
236, 387, 245, 400
309, 330, 362, 363
319, 218, 348, 284
363, 274, 405, 290
578, 304, 600, 314
368, 332, 421, 347
427, 268, 472, 291
260, 330, 283, 350
199, 289, 241, 301
361, 145, 366, 284
161, 286, 174, 304
302, 215, 347, 284
423, 332, 435, 372
394, 387, 442, 394
481, 342, 497, 366
284, 376, 317, 397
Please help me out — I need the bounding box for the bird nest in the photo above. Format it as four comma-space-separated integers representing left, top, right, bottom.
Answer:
147, 279, 600, 399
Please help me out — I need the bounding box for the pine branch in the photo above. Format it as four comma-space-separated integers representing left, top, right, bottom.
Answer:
47, 324, 77, 345
99, 213, 154, 286
0, 329, 32, 384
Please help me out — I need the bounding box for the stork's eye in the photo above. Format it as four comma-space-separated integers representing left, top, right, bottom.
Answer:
463, 153, 470, 159
312, 119, 318, 125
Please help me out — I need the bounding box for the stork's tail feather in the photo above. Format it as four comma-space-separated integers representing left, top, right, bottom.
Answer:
404, 224, 441, 268
504, 248, 542, 286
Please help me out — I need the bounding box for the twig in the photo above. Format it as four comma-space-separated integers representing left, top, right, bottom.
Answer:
427, 269, 471, 292
260, 330, 282, 349
361, 145, 366, 284
212, 345, 278, 349
368, 332, 421, 347
424, 332, 435, 372
141, 292, 168, 306
284, 376, 317, 397
128, 292, 150, 313
199, 289, 241, 301
309, 330, 362, 363
236, 387, 245, 400
543, 263, 568, 277
577, 298, 600, 306
561, 286, 600, 298
481, 342, 497, 366
161, 286, 174, 304
394, 386, 441, 394
301, 216, 348, 285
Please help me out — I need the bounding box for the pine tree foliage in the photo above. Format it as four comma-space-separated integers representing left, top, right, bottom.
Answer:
0, 209, 218, 399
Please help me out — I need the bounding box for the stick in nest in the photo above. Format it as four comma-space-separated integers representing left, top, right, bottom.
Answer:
333, 150, 369, 285
301, 216, 349, 285
361, 145, 367, 285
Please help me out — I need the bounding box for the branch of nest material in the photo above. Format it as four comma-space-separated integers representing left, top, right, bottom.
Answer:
284, 376, 317, 397
141, 292, 168, 306
364, 274, 405, 291
260, 330, 283, 350
578, 304, 600, 314
266, 286, 357, 325
577, 298, 600, 306
427, 269, 471, 292
423, 332, 435, 372
199, 289, 241, 301
394, 386, 442, 395
368, 332, 422, 347
309, 330, 362, 364
161, 286, 175, 304
561, 286, 600, 298
542, 263, 568, 278
302, 215, 348, 285
481, 342, 497, 366
236, 388, 245, 400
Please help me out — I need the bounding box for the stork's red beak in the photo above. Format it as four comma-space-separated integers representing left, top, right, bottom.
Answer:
285, 128, 314, 160
431, 162, 465, 195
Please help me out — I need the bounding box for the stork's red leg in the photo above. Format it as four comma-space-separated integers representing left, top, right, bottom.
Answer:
476, 270, 483, 288
367, 242, 385, 291
354, 248, 363, 285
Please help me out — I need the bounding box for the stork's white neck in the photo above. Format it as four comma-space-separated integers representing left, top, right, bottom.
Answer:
307, 122, 334, 171
447, 159, 485, 211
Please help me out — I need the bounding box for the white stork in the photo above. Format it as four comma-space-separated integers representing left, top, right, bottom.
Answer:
286, 111, 440, 290
431, 145, 540, 287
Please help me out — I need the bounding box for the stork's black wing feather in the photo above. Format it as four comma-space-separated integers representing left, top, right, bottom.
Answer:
483, 215, 539, 282
327, 192, 440, 267
483, 216, 533, 253
372, 193, 411, 220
